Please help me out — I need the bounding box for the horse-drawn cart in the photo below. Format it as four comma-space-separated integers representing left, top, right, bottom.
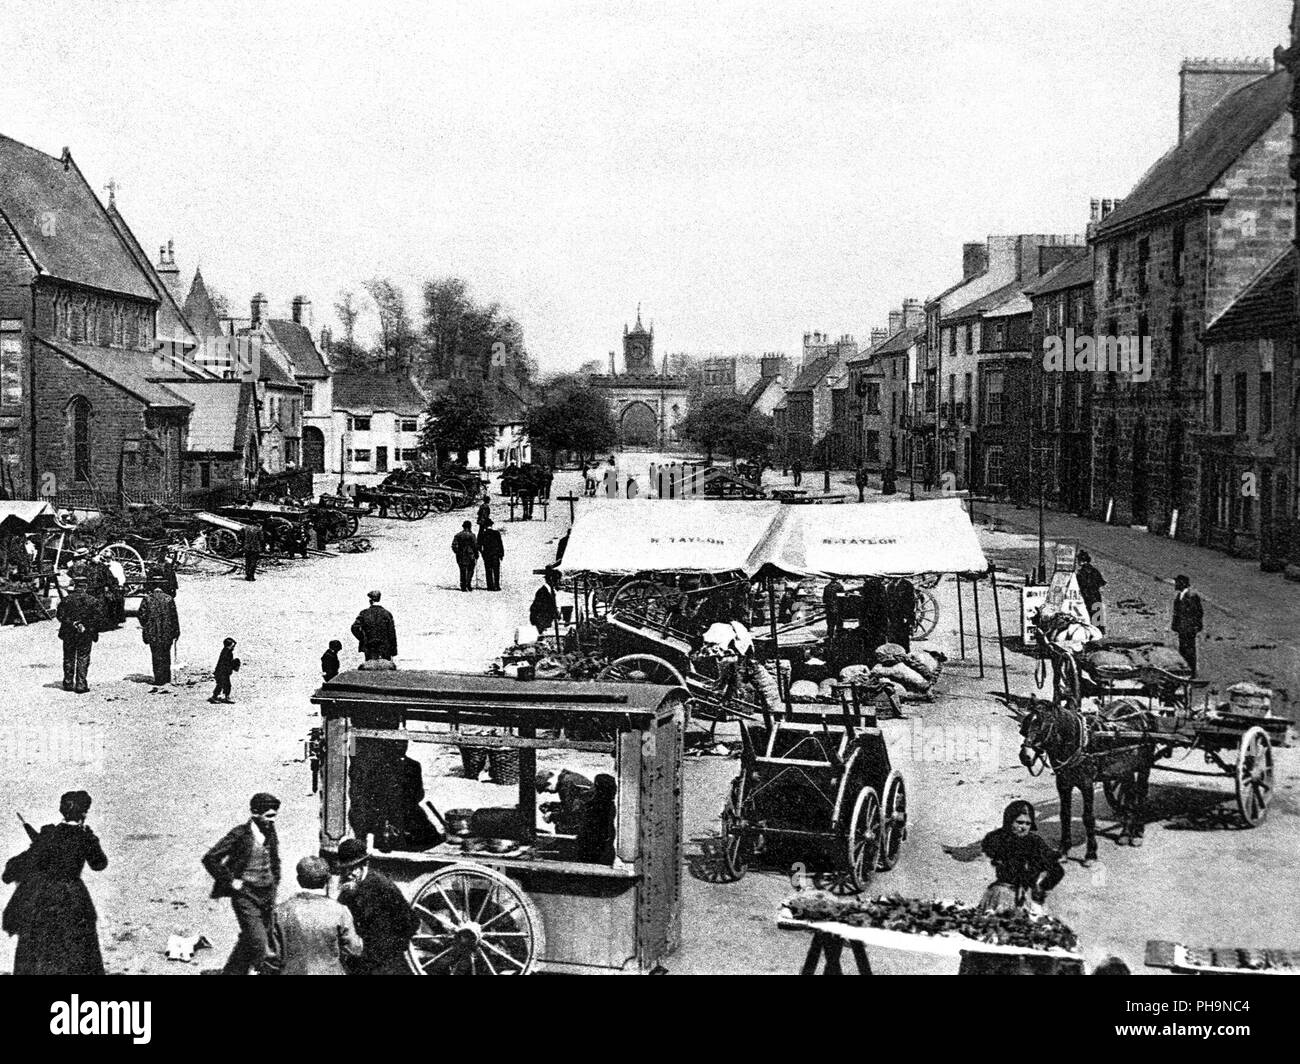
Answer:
718, 683, 908, 893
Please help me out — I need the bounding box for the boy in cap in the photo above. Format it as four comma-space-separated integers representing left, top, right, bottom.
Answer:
321, 639, 343, 682
202, 793, 282, 975
263, 856, 362, 976
210, 637, 240, 703
335, 839, 419, 975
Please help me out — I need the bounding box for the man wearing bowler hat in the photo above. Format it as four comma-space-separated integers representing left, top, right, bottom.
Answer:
202, 792, 282, 975
335, 839, 419, 974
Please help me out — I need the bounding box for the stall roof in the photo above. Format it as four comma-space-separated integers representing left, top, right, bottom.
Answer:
0, 500, 58, 535
312, 669, 684, 719
559, 499, 785, 575
757, 497, 989, 578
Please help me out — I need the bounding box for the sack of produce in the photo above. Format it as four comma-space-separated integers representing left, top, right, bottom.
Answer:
903, 649, 940, 682
838, 664, 873, 683
788, 679, 820, 701
1138, 645, 1190, 675
875, 642, 907, 665
1083, 648, 1136, 678
533, 657, 567, 679
817, 678, 839, 699
872, 661, 929, 693
1227, 681, 1272, 716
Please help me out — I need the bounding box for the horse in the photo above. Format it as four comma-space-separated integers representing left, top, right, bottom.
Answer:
1019, 698, 1153, 863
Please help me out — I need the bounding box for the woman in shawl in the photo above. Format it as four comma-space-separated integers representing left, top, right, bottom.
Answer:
979, 800, 1063, 915
2, 790, 108, 974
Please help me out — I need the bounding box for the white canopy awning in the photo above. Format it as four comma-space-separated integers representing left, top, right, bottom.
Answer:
559, 497, 988, 579
559, 499, 784, 575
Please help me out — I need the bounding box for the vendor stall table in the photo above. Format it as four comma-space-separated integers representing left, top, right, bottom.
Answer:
779, 912, 1084, 975
0, 586, 52, 625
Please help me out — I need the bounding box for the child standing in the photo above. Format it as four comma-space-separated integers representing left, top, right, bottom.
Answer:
321, 639, 342, 682
210, 637, 240, 704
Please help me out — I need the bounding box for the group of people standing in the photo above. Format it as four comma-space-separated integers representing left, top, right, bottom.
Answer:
817, 575, 916, 654
450, 495, 506, 592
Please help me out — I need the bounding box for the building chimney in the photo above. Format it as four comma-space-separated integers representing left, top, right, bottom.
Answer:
870, 328, 888, 348
962, 242, 989, 280
902, 298, 924, 328
1178, 58, 1272, 143
888, 310, 903, 334
251, 292, 267, 328
155, 240, 181, 302
291, 295, 311, 326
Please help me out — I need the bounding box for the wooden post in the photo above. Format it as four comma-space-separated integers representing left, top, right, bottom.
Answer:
990, 564, 1010, 700
558, 493, 580, 523
766, 574, 785, 704
955, 574, 966, 659
972, 573, 985, 679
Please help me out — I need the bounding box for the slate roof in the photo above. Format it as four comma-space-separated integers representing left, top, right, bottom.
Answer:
102, 203, 196, 346
742, 377, 775, 408
0, 134, 156, 301
943, 280, 1026, 324
1203, 247, 1297, 342
265, 319, 329, 379
848, 326, 920, 365
1023, 250, 1093, 297
786, 353, 840, 393
182, 269, 226, 341
39, 340, 195, 408
1096, 70, 1290, 236
165, 380, 255, 452
332, 370, 427, 414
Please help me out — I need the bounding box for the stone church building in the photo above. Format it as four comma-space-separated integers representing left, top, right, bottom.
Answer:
587, 308, 691, 446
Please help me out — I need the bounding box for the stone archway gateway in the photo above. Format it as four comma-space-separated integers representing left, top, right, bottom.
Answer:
619, 401, 658, 446
302, 425, 325, 473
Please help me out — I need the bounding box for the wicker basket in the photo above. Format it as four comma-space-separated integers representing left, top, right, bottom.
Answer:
488, 748, 521, 786
459, 746, 487, 779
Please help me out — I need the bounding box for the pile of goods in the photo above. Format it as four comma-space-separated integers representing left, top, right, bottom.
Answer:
1179, 945, 1300, 972
1080, 642, 1190, 679
866, 644, 943, 698
785, 891, 1079, 952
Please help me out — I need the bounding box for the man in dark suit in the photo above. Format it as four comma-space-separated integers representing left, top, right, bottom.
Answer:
56, 578, 102, 694
823, 577, 845, 638
242, 524, 263, 582
351, 590, 397, 661
886, 577, 916, 651
202, 792, 281, 975
477, 517, 505, 591
335, 839, 418, 975
1171, 574, 1204, 677
137, 585, 180, 685
529, 570, 561, 633
452, 521, 479, 592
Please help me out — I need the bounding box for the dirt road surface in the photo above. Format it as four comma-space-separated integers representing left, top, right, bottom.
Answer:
1, 456, 1295, 974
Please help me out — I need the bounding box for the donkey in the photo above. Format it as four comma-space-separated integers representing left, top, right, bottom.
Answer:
1019, 699, 1152, 863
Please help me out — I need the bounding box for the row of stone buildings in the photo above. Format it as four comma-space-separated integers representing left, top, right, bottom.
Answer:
780, 57, 1300, 570
0, 130, 530, 505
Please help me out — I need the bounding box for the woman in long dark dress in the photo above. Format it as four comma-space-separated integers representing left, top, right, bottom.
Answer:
2, 790, 108, 975
979, 799, 1064, 916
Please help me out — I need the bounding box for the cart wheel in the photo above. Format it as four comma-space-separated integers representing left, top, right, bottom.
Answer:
327, 511, 359, 541
207, 528, 242, 558
1235, 726, 1274, 827
878, 770, 907, 871
610, 578, 674, 624
845, 787, 883, 893
397, 496, 429, 521
719, 776, 750, 881
431, 492, 454, 513
100, 542, 146, 587
911, 588, 938, 640
596, 655, 691, 733
408, 864, 545, 975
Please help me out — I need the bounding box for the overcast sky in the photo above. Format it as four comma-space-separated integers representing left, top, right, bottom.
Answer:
0, 0, 1290, 371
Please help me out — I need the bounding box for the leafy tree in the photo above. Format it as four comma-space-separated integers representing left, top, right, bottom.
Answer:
332, 290, 366, 368
525, 376, 616, 463
363, 277, 415, 368
679, 397, 774, 466
419, 379, 496, 464
419, 276, 534, 386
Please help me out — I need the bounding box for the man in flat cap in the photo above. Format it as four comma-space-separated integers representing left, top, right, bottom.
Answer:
263, 856, 363, 976
56, 574, 103, 694
202, 793, 282, 975
452, 520, 479, 592
351, 590, 397, 661
335, 839, 418, 975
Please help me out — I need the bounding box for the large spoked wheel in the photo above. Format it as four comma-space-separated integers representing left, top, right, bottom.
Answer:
100, 543, 146, 587
911, 588, 939, 639
1235, 726, 1274, 827
397, 496, 430, 521
845, 787, 883, 893
207, 528, 242, 558
719, 776, 751, 881
407, 864, 545, 975
609, 578, 674, 624
597, 655, 691, 734
430, 491, 454, 513
878, 770, 907, 871
325, 511, 359, 541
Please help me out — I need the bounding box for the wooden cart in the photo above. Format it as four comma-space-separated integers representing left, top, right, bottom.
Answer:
312, 670, 687, 975
717, 684, 907, 892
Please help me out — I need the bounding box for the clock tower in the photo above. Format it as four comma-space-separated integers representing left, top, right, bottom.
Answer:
623, 304, 654, 375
